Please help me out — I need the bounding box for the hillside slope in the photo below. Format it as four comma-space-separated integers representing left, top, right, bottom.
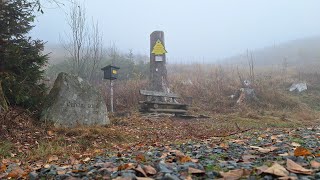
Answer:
224, 36, 320, 66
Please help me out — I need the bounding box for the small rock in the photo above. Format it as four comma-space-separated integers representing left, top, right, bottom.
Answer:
163, 173, 180, 180
29, 171, 38, 180
157, 163, 173, 173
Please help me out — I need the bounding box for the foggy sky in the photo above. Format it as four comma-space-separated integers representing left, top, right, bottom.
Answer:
31, 0, 320, 63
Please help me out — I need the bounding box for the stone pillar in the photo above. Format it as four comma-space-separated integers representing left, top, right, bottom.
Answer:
150, 31, 168, 92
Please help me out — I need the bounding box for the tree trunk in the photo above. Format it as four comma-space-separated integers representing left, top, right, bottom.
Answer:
0, 80, 8, 112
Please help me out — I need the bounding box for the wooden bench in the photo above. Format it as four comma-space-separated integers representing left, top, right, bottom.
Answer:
139, 90, 188, 115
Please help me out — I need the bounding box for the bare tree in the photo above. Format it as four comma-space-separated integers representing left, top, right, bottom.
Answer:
61, 0, 103, 81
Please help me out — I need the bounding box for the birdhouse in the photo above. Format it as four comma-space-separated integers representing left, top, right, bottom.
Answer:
101, 65, 120, 80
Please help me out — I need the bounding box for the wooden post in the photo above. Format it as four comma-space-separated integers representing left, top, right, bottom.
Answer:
110, 80, 114, 113
150, 31, 168, 92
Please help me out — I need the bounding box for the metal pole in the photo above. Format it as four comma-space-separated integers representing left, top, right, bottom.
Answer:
110, 80, 114, 113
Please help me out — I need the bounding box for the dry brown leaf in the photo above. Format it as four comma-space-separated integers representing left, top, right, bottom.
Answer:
256, 165, 268, 175
315, 153, 320, 157
160, 152, 169, 159
170, 150, 185, 157
191, 158, 199, 163
1, 159, 10, 164
48, 155, 59, 162
188, 167, 205, 174
118, 163, 135, 171
47, 130, 54, 136
135, 165, 147, 177
180, 156, 192, 163
242, 154, 257, 162
310, 160, 320, 169
7, 166, 24, 178
286, 159, 313, 175
143, 165, 157, 175
0, 164, 6, 173
271, 135, 278, 140
136, 178, 154, 180
57, 169, 66, 175
294, 147, 312, 157
136, 154, 146, 162
71, 169, 87, 173
220, 169, 245, 180
278, 176, 298, 180
263, 163, 289, 177
220, 143, 229, 149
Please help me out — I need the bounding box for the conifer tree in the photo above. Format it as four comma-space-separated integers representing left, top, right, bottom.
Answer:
0, 0, 48, 111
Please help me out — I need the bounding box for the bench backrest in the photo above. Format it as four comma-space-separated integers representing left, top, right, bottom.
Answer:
140, 90, 180, 98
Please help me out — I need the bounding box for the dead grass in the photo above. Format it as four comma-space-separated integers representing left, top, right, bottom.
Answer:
2, 63, 320, 161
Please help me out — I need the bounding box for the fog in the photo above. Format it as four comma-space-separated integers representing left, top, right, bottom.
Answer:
31, 0, 320, 63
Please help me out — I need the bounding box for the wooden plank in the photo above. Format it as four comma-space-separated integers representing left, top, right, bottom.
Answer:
149, 108, 187, 113
140, 90, 179, 98
139, 101, 187, 106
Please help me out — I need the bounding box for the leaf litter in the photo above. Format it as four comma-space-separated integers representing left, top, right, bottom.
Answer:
1, 110, 320, 179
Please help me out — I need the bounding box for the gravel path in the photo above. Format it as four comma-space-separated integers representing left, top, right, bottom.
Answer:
20, 127, 320, 180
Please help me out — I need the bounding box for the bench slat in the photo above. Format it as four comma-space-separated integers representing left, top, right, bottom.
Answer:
140, 90, 180, 98
149, 108, 187, 113
139, 101, 187, 106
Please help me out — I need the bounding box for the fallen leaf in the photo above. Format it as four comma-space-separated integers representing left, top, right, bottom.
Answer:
118, 163, 135, 171
271, 135, 278, 140
294, 147, 312, 157
47, 130, 54, 136
188, 167, 205, 174
135, 154, 146, 162
135, 165, 147, 177
0, 164, 6, 173
180, 156, 192, 163
242, 154, 257, 162
170, 150, 185, 157
72, 169, 87, 173
310, 160, 320, 169
256, 165, 268, 175
191, 158, 199, 163
93, 149, 103, 154
136, 178, 154, 180
7, 166, 24, 178
1, 159, 10, 164
263, 162, 289, 177
220, 169, 245, 180
220, 142, 229, 149
278, 176, 298, 180
143, 165, 157, 175
286, 159, 313, 175
47, 155, 58, 162
57, 169, 66, 175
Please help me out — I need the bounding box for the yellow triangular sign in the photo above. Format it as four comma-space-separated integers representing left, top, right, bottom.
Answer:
152, 39, 167, 55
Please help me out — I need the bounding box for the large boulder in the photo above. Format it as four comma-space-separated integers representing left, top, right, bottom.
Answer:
41, 72, 109, 127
